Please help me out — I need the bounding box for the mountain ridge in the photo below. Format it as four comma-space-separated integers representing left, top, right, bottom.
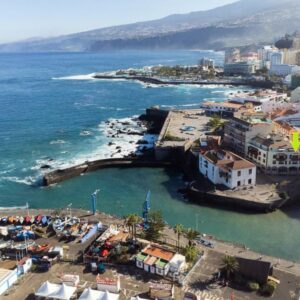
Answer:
1, 0, 300, 52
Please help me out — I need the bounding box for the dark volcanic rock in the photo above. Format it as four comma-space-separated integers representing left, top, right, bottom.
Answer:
41, 164, 51, 169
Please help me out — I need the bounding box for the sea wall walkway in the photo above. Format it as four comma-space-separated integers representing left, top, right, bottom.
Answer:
42, 157, 172, 186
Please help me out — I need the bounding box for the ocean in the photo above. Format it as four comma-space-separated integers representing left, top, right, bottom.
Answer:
0, 50, 300, 262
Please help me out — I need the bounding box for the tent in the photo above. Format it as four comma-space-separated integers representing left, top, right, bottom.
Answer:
130, 296, 148, 300
79, 289, 119, 300
102, 291, 119, 300
79, 288, 103, 300
48, 283, 77, 300
35, 281, 60, 298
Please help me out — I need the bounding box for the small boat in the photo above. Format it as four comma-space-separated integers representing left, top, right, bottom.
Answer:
28, 243, 49, 253
41, 216, 48, 226
19, 216, 24, 224
35, 215, 42, 224
8, 216, 15, 224
24, 216, 32, 224
30, 216, 35, 224
52, 217, 80, 234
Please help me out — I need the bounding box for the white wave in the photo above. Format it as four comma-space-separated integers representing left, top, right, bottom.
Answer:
178, 103, 200, 107
52, 73, 96, 80
1, 176, 36, 186
97, 106, 127, 111
50, 140, 67, 145
211, 90, 226, 94
80, 130, 93, 136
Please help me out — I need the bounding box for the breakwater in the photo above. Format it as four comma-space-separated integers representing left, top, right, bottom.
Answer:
187, 183, 287, 213
43, 158, 172, 186
93, 74, 275, 88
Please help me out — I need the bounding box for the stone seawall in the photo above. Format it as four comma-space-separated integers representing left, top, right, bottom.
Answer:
187, 184, 287, 212
93, 74, 275, 89
43, 158, 172, 186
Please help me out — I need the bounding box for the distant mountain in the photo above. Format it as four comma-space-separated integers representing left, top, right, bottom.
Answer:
1, 0, 300, 52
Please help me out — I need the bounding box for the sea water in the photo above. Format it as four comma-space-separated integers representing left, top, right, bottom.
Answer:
0, 51, 299, 262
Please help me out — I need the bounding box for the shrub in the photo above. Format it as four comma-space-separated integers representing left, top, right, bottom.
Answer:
260, 280, 277, 296
164, 133, 185, 142
247, 281, 260, 291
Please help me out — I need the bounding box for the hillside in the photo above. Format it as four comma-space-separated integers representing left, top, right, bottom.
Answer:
1, 0, 300, 52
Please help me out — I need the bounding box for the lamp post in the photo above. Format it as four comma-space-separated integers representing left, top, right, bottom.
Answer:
91, 189, 100, 215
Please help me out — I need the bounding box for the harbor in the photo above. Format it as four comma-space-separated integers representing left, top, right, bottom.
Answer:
42, 106, 289, 213
0, 206, 298, 300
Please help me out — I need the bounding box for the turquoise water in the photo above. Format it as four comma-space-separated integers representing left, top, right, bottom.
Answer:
0, 51, 299, 262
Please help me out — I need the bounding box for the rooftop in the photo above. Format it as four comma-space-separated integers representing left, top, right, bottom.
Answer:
156, 110, 210, 148
143, 245, 175, 262
202, 101, 242, 109
250, 134, 293, 151
203, 150, 255, 171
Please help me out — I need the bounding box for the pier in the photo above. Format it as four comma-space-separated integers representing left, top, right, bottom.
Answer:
43, 158, 172, 186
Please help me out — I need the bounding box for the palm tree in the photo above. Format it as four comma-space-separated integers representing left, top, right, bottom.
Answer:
174, 224, 184, 250
124, 214, 141, 239
207, 114, 224, 131
184, 228, 199, 246
184, 245, 199, 263
222, 255, 239, 279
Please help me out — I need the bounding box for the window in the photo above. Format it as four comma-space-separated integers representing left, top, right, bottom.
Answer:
237, 181, 241, 186
248, 179, 252, 184
249, 169, 252, 175
237, 171, 241, 176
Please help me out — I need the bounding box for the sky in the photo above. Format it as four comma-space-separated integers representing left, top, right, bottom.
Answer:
0, 0, 236, 43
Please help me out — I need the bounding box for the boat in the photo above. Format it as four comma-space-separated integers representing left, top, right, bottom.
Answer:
24, 216, 32, 224
28, 243, 49, 253
16, 230, 35, 240
8, 216, 15, 224
19, 216, 24, 224
52, 217, 80, 234
35, 215, 42, 224
41, 216, 48, 226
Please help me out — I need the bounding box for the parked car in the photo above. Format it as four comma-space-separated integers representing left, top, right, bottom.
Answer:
195, 238, 215, 248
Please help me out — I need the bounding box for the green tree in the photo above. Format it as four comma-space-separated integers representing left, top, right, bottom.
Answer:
222, 255, 239, 279
174, 224, 184, 250
145, 211, 165, 241
207, 114, 224, 131
184, 245, 199, 263
124, 214, 142, 239
184, 228, 199, 246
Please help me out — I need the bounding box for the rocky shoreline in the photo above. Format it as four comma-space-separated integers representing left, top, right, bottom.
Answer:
93, 74, 276, 89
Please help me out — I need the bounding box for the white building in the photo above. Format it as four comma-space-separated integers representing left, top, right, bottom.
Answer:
291, 87, 300, 103
0, 268, 18, 296
269, 64, 300, 77
247, 133, 300, 175
96, 276, 120, 293
270, 52, 283, 66
201, 101, 242, 116
199, 150, 256, 189
224, 62, 256, 76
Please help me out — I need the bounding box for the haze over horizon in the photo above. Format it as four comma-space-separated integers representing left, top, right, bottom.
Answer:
0, 0, 236, 43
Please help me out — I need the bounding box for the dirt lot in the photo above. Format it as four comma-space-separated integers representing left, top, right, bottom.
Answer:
0, 262, 182, 300
183, 250, 300, 300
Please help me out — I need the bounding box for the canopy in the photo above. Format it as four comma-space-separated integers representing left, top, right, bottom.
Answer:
35, 281, 60, 298
79, 289, 119, 300
48, 283, 77, 300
